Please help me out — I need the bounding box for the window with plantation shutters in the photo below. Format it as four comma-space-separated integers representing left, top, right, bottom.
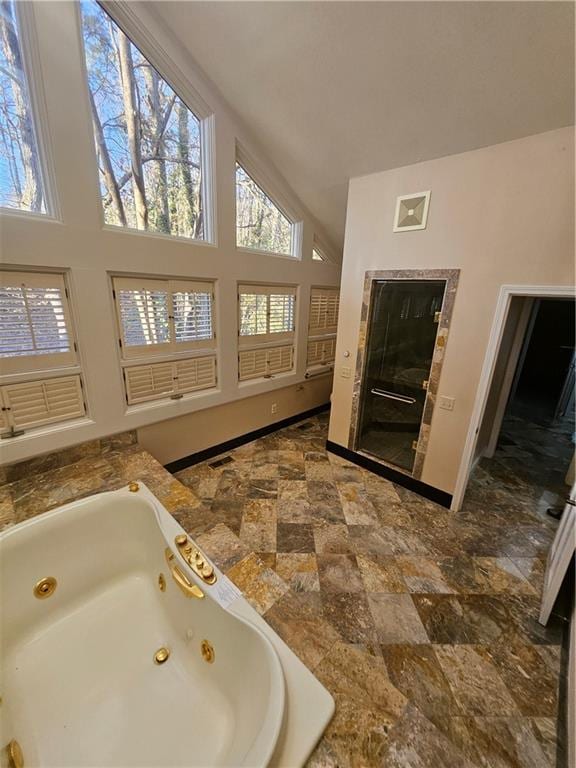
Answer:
0, 375, 85, 435
0, 271, 77, 375
307, 287, 339, 372
0, 271, 85, 437
113, 275, 217, 405
113, 277, 215, 359
238, 284, 296, 345
238, 284, 296, 381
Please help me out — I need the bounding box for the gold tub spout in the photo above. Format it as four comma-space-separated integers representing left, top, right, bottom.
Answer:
164, 548, 204, 599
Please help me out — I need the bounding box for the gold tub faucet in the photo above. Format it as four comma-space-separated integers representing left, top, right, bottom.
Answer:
174, 535, 217, 585
164, 548, 204, 599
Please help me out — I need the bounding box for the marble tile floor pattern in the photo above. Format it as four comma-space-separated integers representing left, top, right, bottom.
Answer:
174, 412, 567, 768
0, 411, 567, 767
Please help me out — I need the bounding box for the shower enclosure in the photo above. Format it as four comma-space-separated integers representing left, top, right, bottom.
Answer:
356, 280, 446, 473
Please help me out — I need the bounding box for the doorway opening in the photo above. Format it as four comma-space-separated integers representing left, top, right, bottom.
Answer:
467, 295, 575, 512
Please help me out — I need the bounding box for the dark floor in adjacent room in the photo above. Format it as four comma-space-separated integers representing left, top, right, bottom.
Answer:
174, 410, 569, 768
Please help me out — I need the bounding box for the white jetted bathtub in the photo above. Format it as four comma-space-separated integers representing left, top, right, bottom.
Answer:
0, 482, 333, 768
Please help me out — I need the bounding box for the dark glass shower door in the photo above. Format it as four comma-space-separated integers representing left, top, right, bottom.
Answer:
357, 280, 446, 473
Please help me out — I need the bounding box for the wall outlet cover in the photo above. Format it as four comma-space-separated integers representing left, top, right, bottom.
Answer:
439, 396, 455, 411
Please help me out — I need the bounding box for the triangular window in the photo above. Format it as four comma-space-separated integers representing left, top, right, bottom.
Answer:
236, 163, 293, 256
80, 1, 204, 239
312, 248, 325, 261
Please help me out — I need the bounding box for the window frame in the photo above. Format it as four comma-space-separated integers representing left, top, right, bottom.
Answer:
311, 236, 337, 265
0, 1, 59, 220
112, 275, 217, 361
237, 282, 297, 382
78, 0, 216, 245
0, 270, 78, 377
238, 283, 296, 347
235, 145, 303, 260
111, 273, 218, 406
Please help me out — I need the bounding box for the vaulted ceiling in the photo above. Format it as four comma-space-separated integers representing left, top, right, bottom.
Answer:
153, 1, 574, 252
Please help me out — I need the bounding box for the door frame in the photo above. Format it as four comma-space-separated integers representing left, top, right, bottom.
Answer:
451, 284, 576, 511
348, 268, 460, 481
482, 297, 534, 459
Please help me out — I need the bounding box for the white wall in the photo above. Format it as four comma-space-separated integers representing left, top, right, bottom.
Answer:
0, 1, 341, 465
329, 127, 574, 495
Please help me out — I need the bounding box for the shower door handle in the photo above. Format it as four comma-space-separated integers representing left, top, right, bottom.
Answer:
370, 388, 416, 405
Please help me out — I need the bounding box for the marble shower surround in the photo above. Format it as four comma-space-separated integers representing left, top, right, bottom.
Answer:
348, 268, 460, 480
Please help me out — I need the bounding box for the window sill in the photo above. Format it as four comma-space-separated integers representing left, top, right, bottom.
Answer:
102, 223, 216, 248
238, 370, 295, 387
305, 366, 334, 379
0, 416, 95, 443
0, 207, 61, 224
125, 386, 220, 414
236, 245, 300, 261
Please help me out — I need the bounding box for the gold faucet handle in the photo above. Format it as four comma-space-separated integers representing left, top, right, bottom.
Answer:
174, 534, 217, 584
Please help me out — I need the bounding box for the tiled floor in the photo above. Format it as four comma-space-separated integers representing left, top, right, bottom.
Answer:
174, 410, 569, 768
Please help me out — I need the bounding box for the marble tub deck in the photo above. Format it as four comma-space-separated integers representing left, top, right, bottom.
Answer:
0, 413, 567, 768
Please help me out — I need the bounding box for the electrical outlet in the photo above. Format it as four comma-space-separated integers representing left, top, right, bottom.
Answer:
271, 403, 278, 414
341, 367, 352, 379
439, 396, 455, 411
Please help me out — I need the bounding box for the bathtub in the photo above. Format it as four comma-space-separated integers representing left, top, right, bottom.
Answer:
0, 483, 289, 768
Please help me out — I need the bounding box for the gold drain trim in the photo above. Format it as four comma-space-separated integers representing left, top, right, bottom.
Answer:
7, 739, 24, 768
201, 640, 215, 664
33, 577, 57, 600
158, 573, 166, 592
154, 647, 170, 665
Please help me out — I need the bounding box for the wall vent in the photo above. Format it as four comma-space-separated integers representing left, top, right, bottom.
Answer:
393, 191, 431, 232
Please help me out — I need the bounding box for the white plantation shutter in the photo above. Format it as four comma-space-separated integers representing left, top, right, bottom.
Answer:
307, 337, 336, 368
174, 356, 216, 393
113, 277, 170, 358
239, 345, 293, 381
0, 393, 8, 431
308, 288, 339, 335
0, 271, 77, 375
269, 294, 295, 335
124, 355, 217, 404
113, 277, 215, 359
267, 345, 293, 374
238, 348, 268, 381
173, 286, 214, 347
239, 294, 268, 337
306, 287, 339, 372
238, 284, 296, 346
1, 375, 85, 431
124, 361, 174, 404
